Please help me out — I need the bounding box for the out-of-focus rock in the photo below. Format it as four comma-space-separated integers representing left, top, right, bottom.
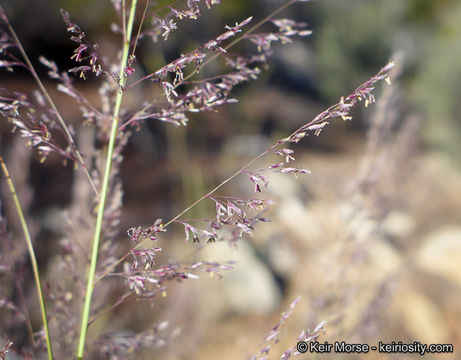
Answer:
265, 237, 298, 278
389, 286, 450, 343
382, 211, 416, 239
277, 198, 322, 242
365, 238, 402, 280
416, 226, 461, 287
202, 241, 281, 315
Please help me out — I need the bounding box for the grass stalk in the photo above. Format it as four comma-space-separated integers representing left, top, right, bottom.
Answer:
0, 153, 53, 360
75, 0, 138, 358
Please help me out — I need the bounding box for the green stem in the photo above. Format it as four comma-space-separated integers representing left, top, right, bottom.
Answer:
76, 0, 138, 358
0, 154, 53, 360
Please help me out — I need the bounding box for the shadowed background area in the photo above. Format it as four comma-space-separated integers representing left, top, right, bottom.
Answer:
1, 0, 460, 359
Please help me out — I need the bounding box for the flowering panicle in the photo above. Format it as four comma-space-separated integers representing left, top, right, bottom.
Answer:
126, 65, 260, 127
239, 63, 395, 195
123, 192, 273, 267
244, 171, 270, 193
132, 106, 190, 127
245, 18, 312, 53
122, 64, 396, 260
0, 339, 13, 360
96, 321, 176, 359
263, 148, 312, 178
127, 218, 166, 243
124, 60, 394, 248
280, 62, 395, 145
61, 9, 111, 80
176, 220, 218, 243
190, 260, 235, 280
155, 50, 207, 85
249, 296, 326, 360
132, 67, 260, 128
151, 16, 252, 87
143, 0, 222, 42
124, 258, 233, 295
0, 30, 23, 71
39, 56, 108, 127
166, 195, 273, 246
278, 321, 326, 360
0, 88, 77, 163
0, 89, 31, 118
204, 17, 253, 54
246, 296, 314, 360
124, 12, 312, 130
130, 248, 163, 271
241, 150, 311, 194
212, 196, 273, 220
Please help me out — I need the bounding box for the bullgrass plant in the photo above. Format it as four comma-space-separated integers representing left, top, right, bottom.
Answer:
0, 0, 394, 358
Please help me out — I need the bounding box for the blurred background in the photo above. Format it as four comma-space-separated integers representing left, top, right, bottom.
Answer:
1, 0, 460, 359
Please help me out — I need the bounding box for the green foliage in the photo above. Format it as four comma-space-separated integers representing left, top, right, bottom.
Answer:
410, 1, 461, 154
312, 0, 404, 101
304, 0, 461, 157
